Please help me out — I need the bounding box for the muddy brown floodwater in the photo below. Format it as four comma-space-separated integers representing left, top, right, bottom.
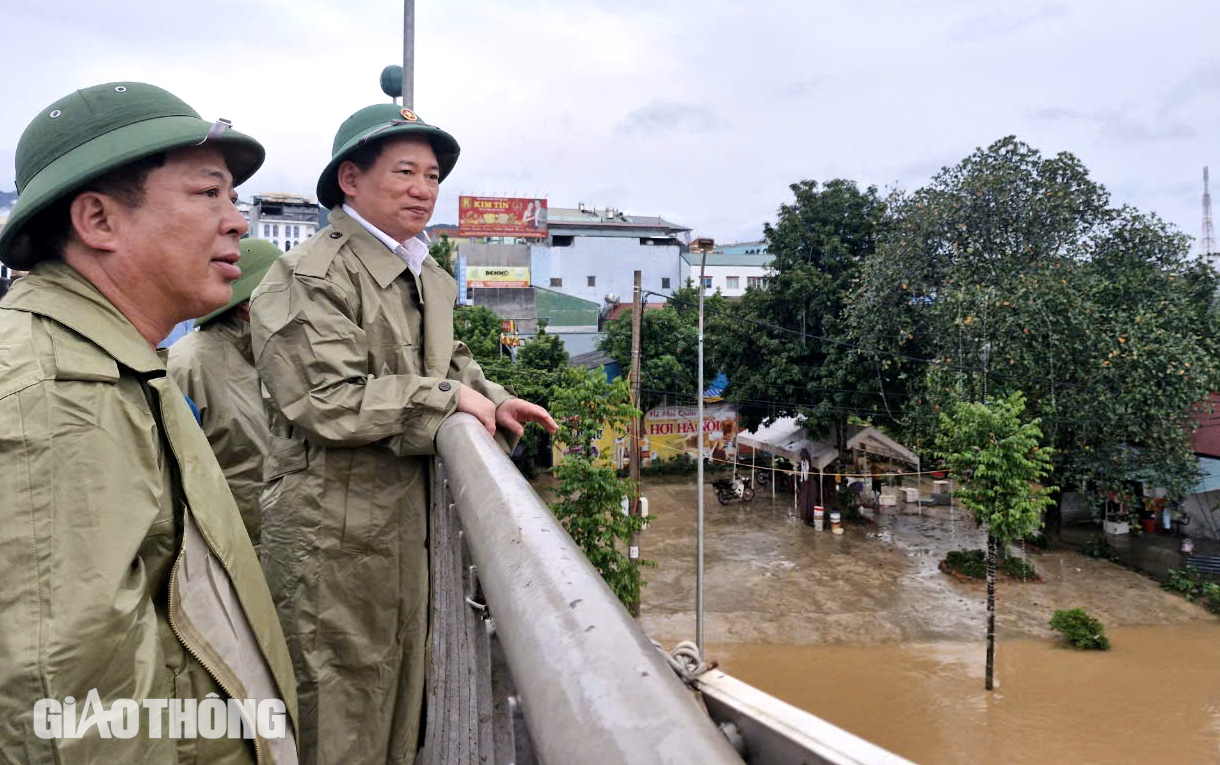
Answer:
620, 476, 1220, 765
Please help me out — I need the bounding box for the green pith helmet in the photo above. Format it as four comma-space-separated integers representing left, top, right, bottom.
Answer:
0, 81, 265, 269
196, 238, 282, 324
316, 104, 459, 210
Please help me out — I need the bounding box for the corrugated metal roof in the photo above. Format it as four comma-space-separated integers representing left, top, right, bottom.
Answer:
681, 252, 772, 267
547, 207, 690, 233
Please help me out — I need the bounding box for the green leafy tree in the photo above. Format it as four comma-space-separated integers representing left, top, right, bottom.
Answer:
548, 367, 647, 608
479, 327, 570, 473
709, 179, 890, 442
453, 304, 502, 362
849, 136, 1220, 507
599, 285, 726, 411
428, 233, 454, 274
935, 392, 1056, 690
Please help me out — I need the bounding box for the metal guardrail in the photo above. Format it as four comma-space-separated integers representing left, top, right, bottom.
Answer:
426, 413, 919, 765
433, 414, 743, 764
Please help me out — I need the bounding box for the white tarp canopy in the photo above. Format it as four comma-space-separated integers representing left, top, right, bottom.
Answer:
738, 417, 919, 471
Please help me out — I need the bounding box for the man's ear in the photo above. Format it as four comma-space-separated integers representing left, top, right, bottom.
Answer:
337, 160, 363, 200
68, 191, 123, 253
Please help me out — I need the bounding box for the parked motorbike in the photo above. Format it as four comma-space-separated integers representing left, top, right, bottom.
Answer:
711, 475, 755, 505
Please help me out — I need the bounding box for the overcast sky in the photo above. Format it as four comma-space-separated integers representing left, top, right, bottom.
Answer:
3, 0, 1218, 248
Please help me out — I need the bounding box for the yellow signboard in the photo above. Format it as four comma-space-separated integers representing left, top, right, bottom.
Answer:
467, 266, 530, 288
552, 404, 738, 469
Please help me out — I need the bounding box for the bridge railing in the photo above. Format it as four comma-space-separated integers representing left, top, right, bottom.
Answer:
420, 413, 916, 765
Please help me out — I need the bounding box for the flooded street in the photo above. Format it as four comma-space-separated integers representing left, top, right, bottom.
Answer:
627, 476, 1220, 763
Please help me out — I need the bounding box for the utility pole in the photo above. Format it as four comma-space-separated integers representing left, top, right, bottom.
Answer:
628, 270, 643, 617
691, 237, 714, 653
402, 0, 415, 109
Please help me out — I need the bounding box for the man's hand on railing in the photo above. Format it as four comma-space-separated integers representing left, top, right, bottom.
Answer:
496, 398, 558, 438
456, 384, 498, 436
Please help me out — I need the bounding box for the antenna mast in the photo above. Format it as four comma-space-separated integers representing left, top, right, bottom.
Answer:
1202, 166, 1215, 258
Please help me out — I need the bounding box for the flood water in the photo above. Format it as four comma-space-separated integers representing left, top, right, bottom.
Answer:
713, 621, 1220, 764
624, 476, 1220, 764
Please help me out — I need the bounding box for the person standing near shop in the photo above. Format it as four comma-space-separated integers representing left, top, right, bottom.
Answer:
0, 82, 298, 763
250, 103, 556, 764
169, 237, 282, 548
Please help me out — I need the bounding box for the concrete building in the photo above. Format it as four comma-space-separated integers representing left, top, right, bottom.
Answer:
683, 240, 772, 299
530, 205, 691, 305
243, 193, 321, 251
455, 203, 691, 355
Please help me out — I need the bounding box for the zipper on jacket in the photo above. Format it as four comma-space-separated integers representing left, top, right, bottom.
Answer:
166, 540, 266, 764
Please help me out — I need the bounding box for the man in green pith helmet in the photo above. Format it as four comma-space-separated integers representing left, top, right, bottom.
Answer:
169, 237, 282, 548
250, 104, 556, 763
0, 82, 298, 764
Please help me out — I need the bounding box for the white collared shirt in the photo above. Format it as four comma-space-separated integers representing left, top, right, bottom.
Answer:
342, 203, 431, 276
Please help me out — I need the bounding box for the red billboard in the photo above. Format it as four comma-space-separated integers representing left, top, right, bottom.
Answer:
458, 196, 548, 238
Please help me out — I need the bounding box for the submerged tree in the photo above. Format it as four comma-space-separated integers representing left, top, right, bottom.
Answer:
936, 392, 1056, 690
548, 367, 647, 608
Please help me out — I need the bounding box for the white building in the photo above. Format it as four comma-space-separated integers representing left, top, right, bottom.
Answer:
681, 240, 772, 298
529, 205, 691, 304
242, 193, 321, 251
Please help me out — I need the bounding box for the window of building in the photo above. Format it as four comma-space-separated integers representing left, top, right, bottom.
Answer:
293, 225, 300, 238
725, 276, 740, 289
263, 224, 270, 237
551, 235, 574, 247
661, 277, 671, 289
273, 240, 279, 248
587, 276, 596, 287
701, 276, 713, 289
550, 277, 563, 288
273, 224, 279, 237
747, 276, 766, 289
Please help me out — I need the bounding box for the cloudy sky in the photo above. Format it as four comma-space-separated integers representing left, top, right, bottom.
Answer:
3, 0, 1218, 247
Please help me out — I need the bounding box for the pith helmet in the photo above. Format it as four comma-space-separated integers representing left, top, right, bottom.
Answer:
0, 81, 265, 269
316, 104, 459, 210
196, 238, 282, 325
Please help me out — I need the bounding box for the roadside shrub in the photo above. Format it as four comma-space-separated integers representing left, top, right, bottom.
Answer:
1164, 567, 1220, 613
1164, 567, 1200, 596
1003, 556, 1038, 581
641, 453, 696, 476
1202, 583, 1220, 614
1050, 608, 1110, 650
944, 549, 988, 579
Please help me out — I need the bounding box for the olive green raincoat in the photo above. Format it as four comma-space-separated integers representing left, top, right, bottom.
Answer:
168, 317, 269, 546
0, 263, 299, 765
250, 209, 512, 764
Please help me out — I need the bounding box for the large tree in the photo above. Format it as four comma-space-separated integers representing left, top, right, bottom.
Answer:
709, 179, 890, 446
598, 284, 725, 412
849, 137, 1220, 504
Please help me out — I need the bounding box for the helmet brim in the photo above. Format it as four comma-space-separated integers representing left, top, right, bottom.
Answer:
316, 122, 459, 210
0, 115, 264, 269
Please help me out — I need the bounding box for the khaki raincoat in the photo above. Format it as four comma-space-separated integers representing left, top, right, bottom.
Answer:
250, 209, 512, 764
0, 263, 299, 765
168, 316, 269, 546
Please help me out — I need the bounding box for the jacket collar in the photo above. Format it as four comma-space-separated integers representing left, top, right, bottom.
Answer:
327, 208, 410, 291
203, 315, 255, 365
4, 261, 165, 373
